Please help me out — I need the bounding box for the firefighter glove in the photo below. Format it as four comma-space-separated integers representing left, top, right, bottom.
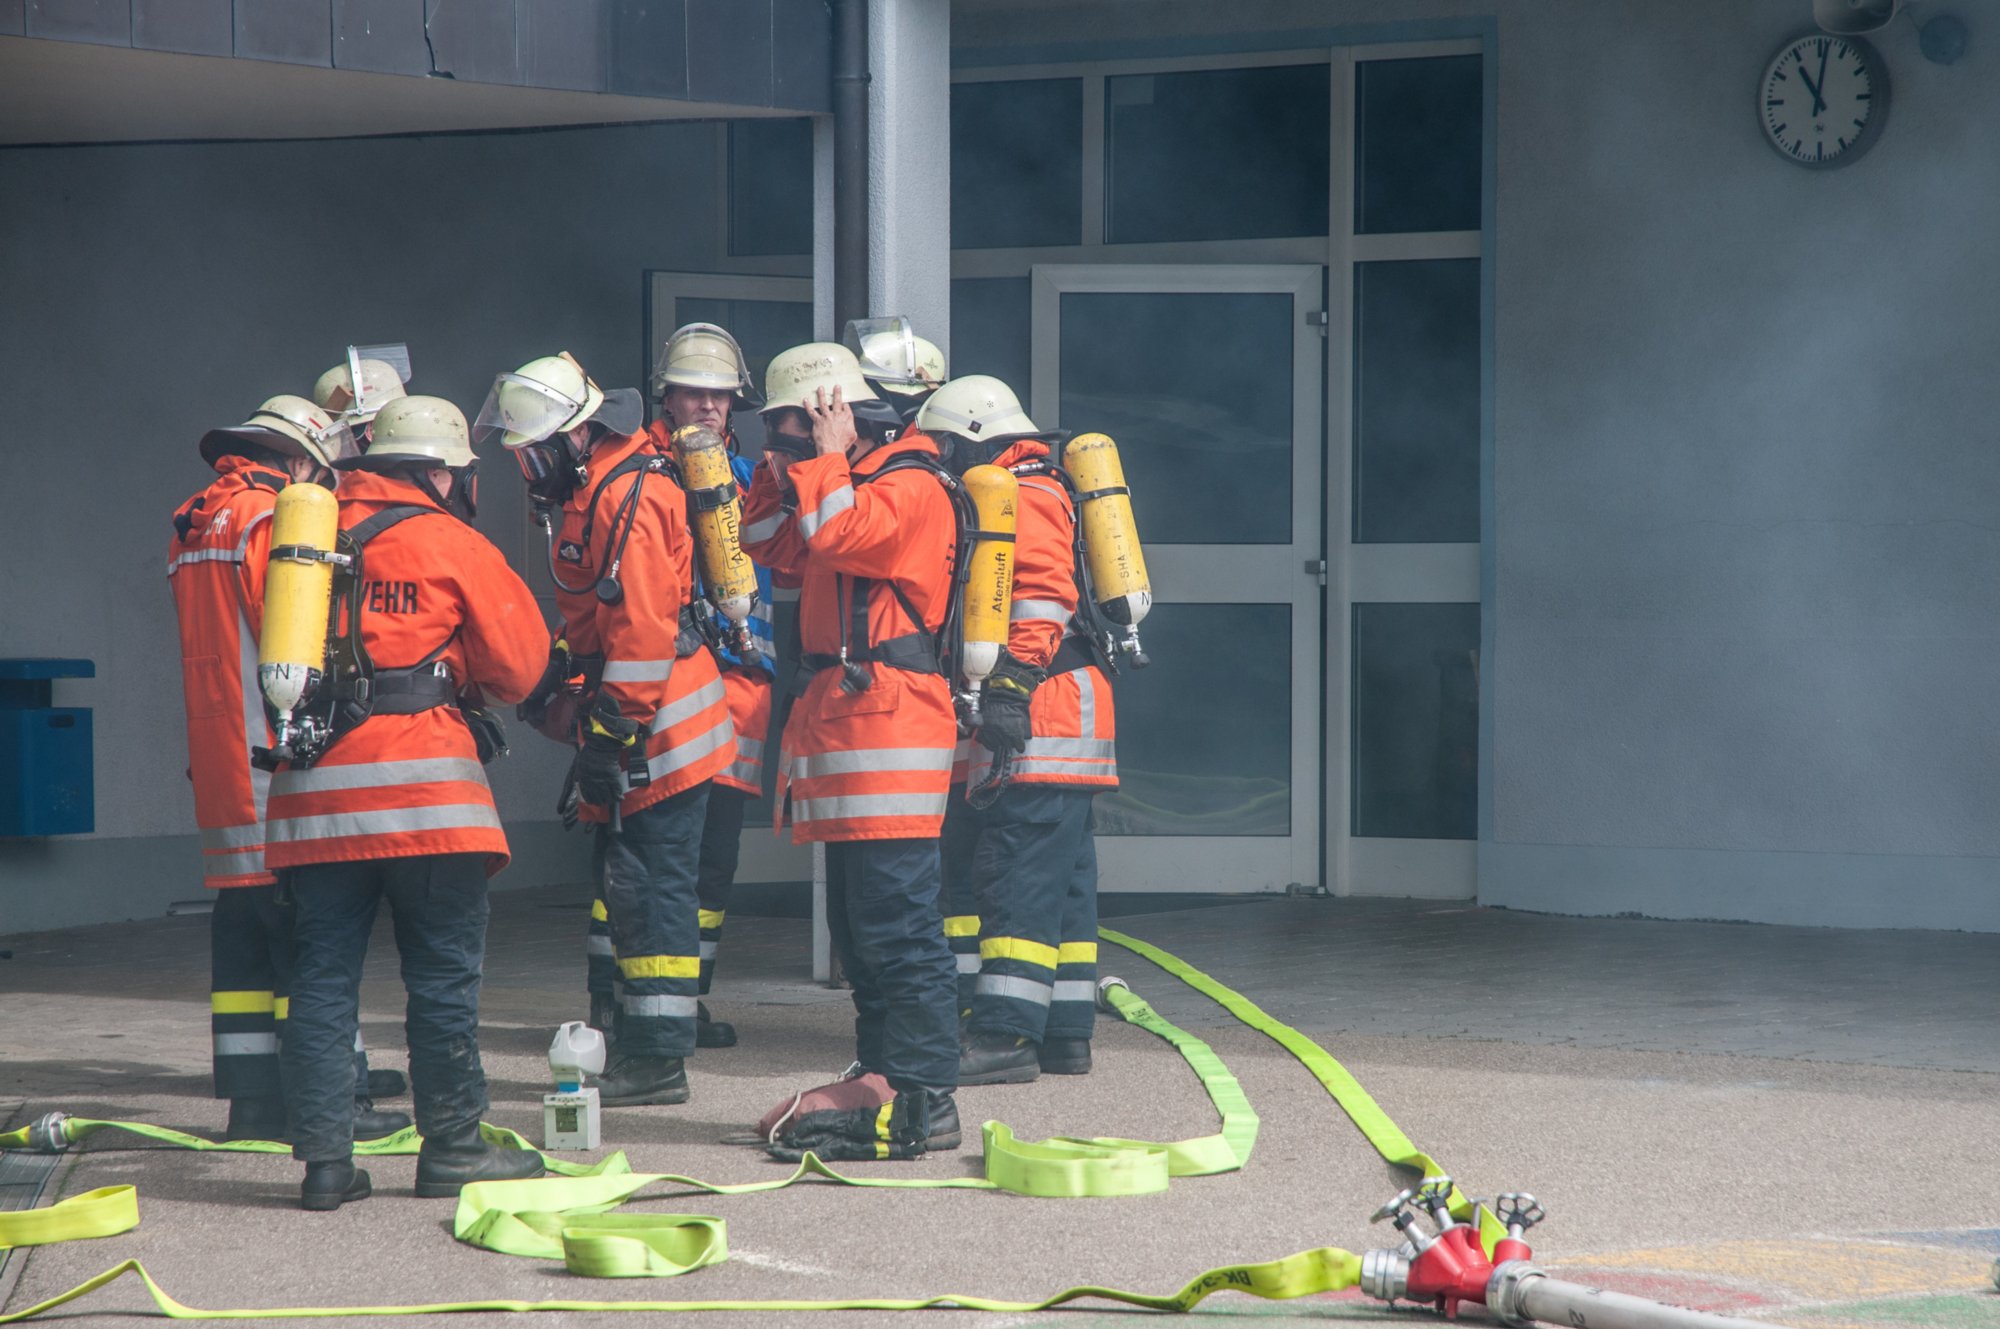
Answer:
517, 638, 572, 728
462, 705, 509, 764
576, 697, 640, 808
976, 652, 1043, 758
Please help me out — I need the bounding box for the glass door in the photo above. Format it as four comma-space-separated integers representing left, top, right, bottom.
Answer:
1031, 263, 1324, 894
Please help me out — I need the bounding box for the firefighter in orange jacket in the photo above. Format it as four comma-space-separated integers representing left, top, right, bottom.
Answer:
739, 343, 961, 1162
170, 396, 410, 1146
264, 395, 547, 1211
919, 377, 1118, 1085
645, 323, 775, 1050
484, 353, 735, 1109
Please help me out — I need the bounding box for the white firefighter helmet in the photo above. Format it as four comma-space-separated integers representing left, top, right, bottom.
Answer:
313, 355, 408, 424
472, 353, 605, 451
650, 322, 759, 407
916, 375, 1040, 441
845, 316, 946, 398
346, 395, 476, 469
760, 342, 885, 417
199, 394, 358, 468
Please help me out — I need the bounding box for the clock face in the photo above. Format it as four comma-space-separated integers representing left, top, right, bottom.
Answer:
1760, 34, 1886, 168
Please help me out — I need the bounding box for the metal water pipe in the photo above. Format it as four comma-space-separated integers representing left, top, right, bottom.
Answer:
831, 0, 869, 330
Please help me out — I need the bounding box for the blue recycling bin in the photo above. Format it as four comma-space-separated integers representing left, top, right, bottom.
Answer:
0, 658, 95, 837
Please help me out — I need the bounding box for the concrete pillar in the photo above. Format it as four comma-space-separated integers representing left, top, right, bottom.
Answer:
867, 0, 951, 357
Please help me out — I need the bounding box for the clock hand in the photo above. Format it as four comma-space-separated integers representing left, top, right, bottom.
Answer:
1813, 44, 1830, 115
1797, 62, 1826, 117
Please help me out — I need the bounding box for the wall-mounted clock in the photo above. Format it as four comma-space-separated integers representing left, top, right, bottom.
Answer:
1759, 33, 1889, 168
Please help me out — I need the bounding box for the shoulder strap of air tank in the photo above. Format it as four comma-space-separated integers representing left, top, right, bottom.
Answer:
343, 503, 433, 551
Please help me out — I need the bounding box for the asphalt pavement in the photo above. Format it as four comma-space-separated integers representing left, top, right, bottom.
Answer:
3, 888, 1996, 1328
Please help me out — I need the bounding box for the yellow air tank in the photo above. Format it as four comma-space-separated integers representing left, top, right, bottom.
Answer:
1063, 432, 1152, 666
672, 425, 758, 646
258, 483, 340, 738
958, 464, 1019, 702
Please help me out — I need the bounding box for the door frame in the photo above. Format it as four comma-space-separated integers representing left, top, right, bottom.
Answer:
1029, 261, 1325, 894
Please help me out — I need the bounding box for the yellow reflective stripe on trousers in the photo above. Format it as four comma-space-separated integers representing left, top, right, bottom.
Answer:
942, 914, 980, 937
979, 935, 1058, 968
617, 954, 700, 980
208, 991, 274, 1015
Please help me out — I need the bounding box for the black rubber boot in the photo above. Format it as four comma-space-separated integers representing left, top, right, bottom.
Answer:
413, 1126, 545, 1198
1037, 1038, 1092, 1076
366, 1068, 408, 1099
923, 1088, 962, 1151
300, 1160, 371, 1212
354, 1098, 412, 1141
223, 1096, 290, 1143
591, 1053, 690, 1107
695, 1001, 737, 1049
958, 1030, 1041, 1085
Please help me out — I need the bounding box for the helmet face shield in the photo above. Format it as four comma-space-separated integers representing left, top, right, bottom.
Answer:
844, 316, 923, 388
475, 372, 593, 450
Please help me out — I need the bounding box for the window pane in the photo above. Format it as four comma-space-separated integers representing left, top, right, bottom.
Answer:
673, 296, 813, 456
729, 119, 813, 257
1106, 64, 1329, 244
951, 79, 1082, 249
1059, 290, 1293, 545
950, 277, 1032, 405
1355, 55, 1482, 234
1353, 259, 1480, 543
1096, 603, 1290, 837
1352, 602, 1478, 840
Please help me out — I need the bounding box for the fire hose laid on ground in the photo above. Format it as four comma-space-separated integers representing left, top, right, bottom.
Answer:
1, 928, 1777, 1326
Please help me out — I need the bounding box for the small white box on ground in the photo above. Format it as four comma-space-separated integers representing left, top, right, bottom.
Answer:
543, 1087, 600, 1151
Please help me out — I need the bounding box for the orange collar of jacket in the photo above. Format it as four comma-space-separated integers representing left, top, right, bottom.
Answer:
335, 468, 448, 515
854, 430, 940, 479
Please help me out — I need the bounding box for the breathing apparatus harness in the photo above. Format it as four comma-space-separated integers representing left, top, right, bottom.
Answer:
793, 449, 996, 703
252, 505, 460, 771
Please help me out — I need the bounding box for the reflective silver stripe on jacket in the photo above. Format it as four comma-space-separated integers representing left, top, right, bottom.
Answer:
621, 994, 699, 1018
587, 935, 615, 957
792, 791, 949, 823
975, 974, 1054, 1006
790, 746, 955, 779
167, 546, 243, 573
201, 847, 266, 879
796, 484, 855, 540
265, 802, 502, 844
742, 510, 788, 544
1009, 599, 1072, 624
628, 716, 736, 788
956, 953, 982, 974
274, 757, 489, 794
602, 658, 676, 684
213, 1032, 279, 1057
202, 822, 265, 851
648, 678, 728, 735
1052, 980, 1098, 1005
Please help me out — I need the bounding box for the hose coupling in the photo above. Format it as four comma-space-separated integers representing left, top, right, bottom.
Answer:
1486, 1258, 1546, 1327
1095, 975, 1130, 1014
26, 1111, 70, 1154
1359, 1246, 1411, 1303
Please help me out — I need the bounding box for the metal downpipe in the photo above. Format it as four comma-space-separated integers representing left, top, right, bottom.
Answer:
831, 0, 869, 330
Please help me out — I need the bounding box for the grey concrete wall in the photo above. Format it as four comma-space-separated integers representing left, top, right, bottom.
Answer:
0, 120, 728, 931
955, 0, 2000, 930
1486, 2, 2000, 931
